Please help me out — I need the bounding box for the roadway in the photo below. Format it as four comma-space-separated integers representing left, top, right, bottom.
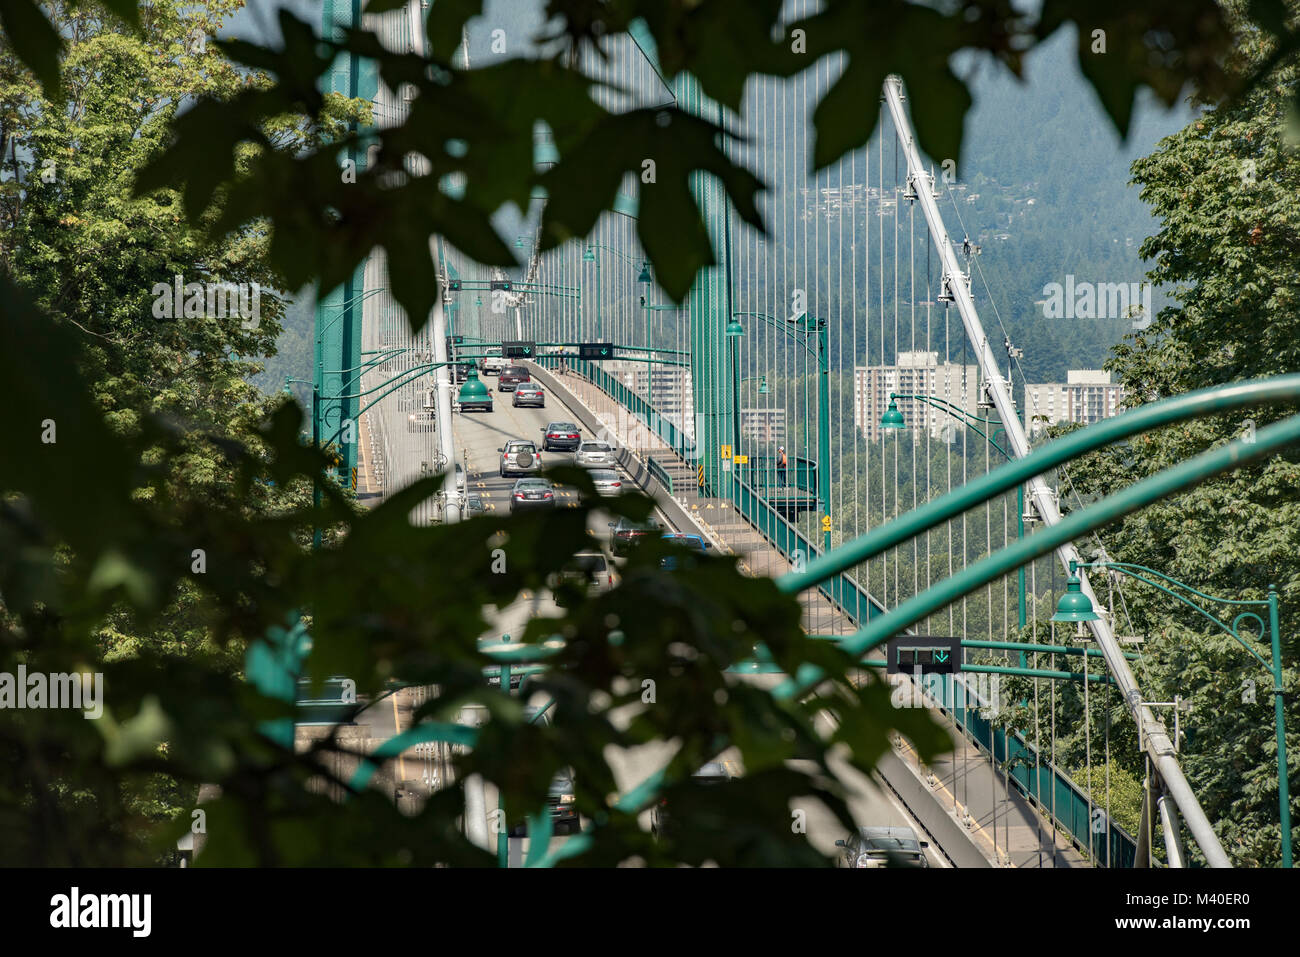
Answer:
439, 365, 940, 866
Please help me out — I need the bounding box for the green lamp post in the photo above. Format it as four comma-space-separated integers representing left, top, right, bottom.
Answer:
1050, 569, 1101, 623
1061, 559, 1292, 868
881, 399, 907, 431
729, 311, 830, 551
881, 393, 1028, 632
457, 369, 491, 405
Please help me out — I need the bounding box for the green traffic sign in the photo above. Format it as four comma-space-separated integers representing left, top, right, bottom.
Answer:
886, 636, 961, 675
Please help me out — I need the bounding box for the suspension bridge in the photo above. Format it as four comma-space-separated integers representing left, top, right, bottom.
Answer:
283, 0, 1298, 869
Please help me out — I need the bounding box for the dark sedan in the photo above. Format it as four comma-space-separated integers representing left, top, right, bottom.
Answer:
541, 421, 582, 451
509, 477, 556, 513
608, 516, 662, 554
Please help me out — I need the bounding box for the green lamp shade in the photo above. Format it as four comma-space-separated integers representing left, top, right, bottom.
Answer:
475, 295, 483, 306
457, 370, 490, 404
725, 318, 744, 338
758, 377, 769, 395
880, 400, 906, 430
1051, 575, 1100, 622
637, 263, 652, 284
514, 237, 525, 248
583, 246, 596, 262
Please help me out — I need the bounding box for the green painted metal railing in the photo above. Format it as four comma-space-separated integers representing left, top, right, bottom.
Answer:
565, 358, 692, 458
737, 454, 817, 496
564, 357, 1142, 864
647, 456, 674, 495
730, 477, 889, 626
934, 677, 1140, 867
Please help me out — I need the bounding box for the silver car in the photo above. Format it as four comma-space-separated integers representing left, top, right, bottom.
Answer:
588, 468, 623, 497
499, 440, 542, 477
512, 383, 545, 408
835, 826, 930, 868
574, 440, 615, 468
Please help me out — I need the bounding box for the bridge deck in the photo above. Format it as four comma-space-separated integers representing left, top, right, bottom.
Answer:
553, 366, 1087, 869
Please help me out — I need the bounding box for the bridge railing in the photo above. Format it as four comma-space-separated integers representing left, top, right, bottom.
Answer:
646, 457, 674, 495
560, 355, 1235, 866
736, 454, 816, 496
941, 680, 1141, 867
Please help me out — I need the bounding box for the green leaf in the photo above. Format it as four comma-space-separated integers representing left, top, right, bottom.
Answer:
0, 0, 64, 97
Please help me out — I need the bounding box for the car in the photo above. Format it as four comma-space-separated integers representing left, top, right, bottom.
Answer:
608, 515, 662, 554
464, 495, 487, 517
407, 410, 435, 431
509, 477, 556, 513
574, 439, 616, 468
452, 363, 470, 384
588, 468, 623, 497
835, 826, 930, 868
499, 440, 541, 477
512, 383, 545, 408
541, 421, 582, 451
498, 365, 530, 391
651, 761, 735, 837
509, 707, 579, 836
481, 355, 507, 376
660, 532, 711, 569
548, 549, 618, 597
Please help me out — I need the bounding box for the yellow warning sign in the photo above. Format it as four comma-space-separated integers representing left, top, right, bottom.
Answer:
821, 515, 832, 531
697, 465, 705, 486
720, 444, 731, 460
351, 467, 358, 490
734, 454, 749, 465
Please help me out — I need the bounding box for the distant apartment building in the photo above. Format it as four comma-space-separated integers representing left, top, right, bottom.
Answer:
854, 351, 980, 441
606, 362, 696, 442
1023, 370, 1125, 436
739, 408, 786, 447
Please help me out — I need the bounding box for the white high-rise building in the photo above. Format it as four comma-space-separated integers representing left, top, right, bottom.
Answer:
854, 351, 979, 441
1024, 370, 1124, 436
606, 361, 696, 443
739, 408, 786, 446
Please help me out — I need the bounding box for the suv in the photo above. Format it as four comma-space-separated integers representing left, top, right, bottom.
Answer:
574, 440, 615, 468
608, 516, 662, 554
499, 440, 541, 477
498, 365, 530, 392
548, 549, 618, 598
835, 826, 930, 868
541, 421, 582, 451
481, 355, 507, 376
512, 383, 545, 408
